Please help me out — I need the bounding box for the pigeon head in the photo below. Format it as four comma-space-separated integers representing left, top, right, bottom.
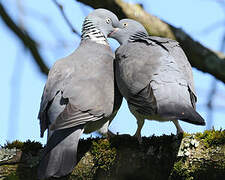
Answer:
81, 9, 121, 44
109, 19, 148, 45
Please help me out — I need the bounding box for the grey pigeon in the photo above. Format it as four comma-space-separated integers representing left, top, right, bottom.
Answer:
109, 19, 205, 142
37, 9, 122, 179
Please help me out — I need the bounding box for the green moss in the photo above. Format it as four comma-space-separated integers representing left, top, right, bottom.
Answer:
91, 139, 116, 172
171, 129, 225, 179
4, 172, 20, 180
183, 132, 191, 138
3, 140, 42, 155
171, 159, 207, 180
71, 152, 95, 180
0, 164, 18, 178
20, 140, 42, 154
3, 140, 24, 149
72, 138, 118, 179
173, 159, 184, 175
77, 137, 98, 161
1, 130, 225, 180
171, 159, 192, 180
1, 140, 42, 180
195, 129, 225, 147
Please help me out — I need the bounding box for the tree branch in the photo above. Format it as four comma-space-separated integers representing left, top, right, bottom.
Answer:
52, 0, 81, 36
1, 130, 225, 179
77, 0, 225, 84
0, 2, 49, 75
1, 0, 225, 81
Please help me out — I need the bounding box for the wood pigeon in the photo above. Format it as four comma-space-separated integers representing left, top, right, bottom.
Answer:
37, 9, 122, 179
109, 19, 205, 142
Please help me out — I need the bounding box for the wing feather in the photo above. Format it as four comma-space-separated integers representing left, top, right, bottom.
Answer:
38, 42, 117, 136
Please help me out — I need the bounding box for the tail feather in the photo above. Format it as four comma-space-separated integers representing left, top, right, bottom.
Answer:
37, 125, 84, 179
159, 104, 205, 125
180, 106, 205, 125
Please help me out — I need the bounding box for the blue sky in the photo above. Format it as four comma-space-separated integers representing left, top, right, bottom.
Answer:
0, 0, 225, 146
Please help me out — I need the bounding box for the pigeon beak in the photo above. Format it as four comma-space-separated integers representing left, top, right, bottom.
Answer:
108, 28, 119, 37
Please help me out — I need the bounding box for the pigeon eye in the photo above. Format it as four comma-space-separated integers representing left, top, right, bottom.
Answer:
123, 23, 128, 27
106, 18, 111, 24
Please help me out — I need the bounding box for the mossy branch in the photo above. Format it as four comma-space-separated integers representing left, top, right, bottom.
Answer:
0, 130, 225, 180
77, 0, 225, 84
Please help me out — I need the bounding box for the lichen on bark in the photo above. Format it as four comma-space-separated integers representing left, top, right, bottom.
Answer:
0, 130, 225, 180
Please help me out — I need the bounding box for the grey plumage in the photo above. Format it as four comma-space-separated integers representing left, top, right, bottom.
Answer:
37, 9, 122, 179
37, 125, 84, 178
109, 19, 205, 142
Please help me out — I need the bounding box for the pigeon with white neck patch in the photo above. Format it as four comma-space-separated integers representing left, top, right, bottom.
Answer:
37, 9, 122, 179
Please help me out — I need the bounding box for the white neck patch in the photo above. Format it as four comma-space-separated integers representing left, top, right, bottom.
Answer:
83, 29, 108, 46
81, 18, 109, 46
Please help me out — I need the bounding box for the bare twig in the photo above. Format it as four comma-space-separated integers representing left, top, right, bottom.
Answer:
25, 8, 69, 48
52, 0, 81, 36
0, 2, 49, 75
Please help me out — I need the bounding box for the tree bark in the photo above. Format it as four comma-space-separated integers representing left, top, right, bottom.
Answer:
1, 130, 225, 180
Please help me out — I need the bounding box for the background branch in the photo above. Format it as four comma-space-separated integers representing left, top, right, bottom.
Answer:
1, 0, 225, 82
0, 2, 49, 75
77, 0, 225, 84
52, 0, 81, 36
